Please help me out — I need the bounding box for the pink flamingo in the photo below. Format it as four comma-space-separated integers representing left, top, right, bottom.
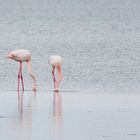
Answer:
7, 49, 36, 92
49, 55, 63, 92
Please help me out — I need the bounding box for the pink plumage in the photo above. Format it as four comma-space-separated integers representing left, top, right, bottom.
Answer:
7, 49, 36, 92
49, 55, 63, 92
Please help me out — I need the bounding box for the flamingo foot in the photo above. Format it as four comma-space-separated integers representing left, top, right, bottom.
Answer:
32, 85, 36, 92
54, 87, 59, 92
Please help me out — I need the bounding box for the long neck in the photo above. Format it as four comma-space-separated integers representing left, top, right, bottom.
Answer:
27, 61, 36, 91
57, 65, 62, 86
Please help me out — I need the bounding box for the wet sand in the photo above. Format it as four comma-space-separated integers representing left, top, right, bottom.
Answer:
0, 91, 140, 140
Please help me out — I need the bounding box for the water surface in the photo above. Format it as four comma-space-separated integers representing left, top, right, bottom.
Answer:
0, 0, 140, 93
0, 91, 140, 140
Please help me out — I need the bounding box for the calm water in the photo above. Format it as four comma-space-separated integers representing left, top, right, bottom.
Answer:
0, 19, 140, 93
0, 1, 140, 140
0, 91, 140, 140
0, 0, 140, 93
0, 1, 140, 93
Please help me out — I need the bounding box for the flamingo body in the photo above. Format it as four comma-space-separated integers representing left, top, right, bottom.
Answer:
49, 55, 63, 92
49, 55, 63, 67
8, 49, 31, 62
7, 49, 36, 92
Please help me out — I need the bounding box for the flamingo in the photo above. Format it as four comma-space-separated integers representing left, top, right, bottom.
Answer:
49, 55, 63, 92
7, 49, 36, 92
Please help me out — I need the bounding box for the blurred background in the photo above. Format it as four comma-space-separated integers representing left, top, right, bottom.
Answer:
0, 0, 140, 93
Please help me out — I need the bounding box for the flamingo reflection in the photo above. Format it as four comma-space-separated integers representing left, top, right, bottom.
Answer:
17, 92, 36, 139
53, 91, 62, 140
18, 93, 23, 120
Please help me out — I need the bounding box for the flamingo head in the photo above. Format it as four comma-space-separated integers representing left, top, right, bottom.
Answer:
7, 52, 16, 59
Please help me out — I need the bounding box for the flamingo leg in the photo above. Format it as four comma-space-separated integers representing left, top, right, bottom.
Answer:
18, 62, 22, 92
20, 63, 24, 92
27, 61, 36, 91
21, 74, 24, 92
56, 66, 62, 90
18, 75, 20, 93
52, 67, 57, 90
18, 62, 24, 92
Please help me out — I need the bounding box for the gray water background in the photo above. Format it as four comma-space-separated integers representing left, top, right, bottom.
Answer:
0, 0, 140, 93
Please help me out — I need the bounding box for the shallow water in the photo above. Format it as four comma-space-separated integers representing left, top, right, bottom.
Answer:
0, 0, 140, 93
0, 91, 140, 140
0, 1, 140, 140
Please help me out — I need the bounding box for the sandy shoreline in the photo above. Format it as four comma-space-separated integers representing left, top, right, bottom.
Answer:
0, 91, 139, 140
